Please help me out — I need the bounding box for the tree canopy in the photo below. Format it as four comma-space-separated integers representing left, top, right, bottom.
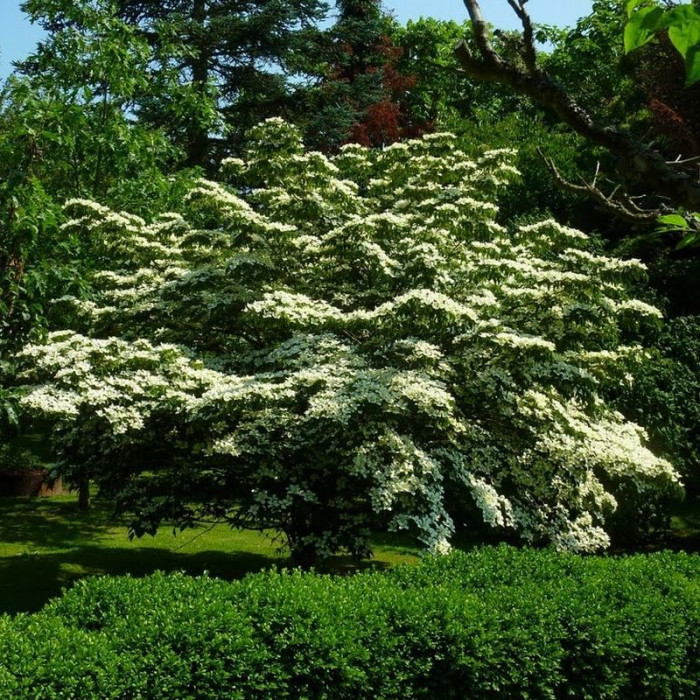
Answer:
20, 0, 330, 166
16, 120, 679, 564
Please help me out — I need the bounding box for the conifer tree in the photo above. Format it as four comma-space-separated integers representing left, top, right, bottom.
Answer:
305, 0, 429, 151
21, 0, 329, 167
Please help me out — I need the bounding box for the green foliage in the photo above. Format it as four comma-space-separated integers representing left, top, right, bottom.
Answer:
3, 547, 700, 698
653, 212, 700, 250
547, 1, 644, 124
0, 1, 198, 353
29, 0, 331, 164
0, 440, 43, 471
392, 9, 640, 235
393, 17, 538, 131
615, 316, 700, 496
626, 1, 700, 86
15, 120, 680, 562
15, 1, 181, 196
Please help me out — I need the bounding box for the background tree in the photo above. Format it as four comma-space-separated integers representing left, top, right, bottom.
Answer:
625, 0, 700, 86
1, 2, 186, 352
120, 0, 327, 165
455, 0, 700, 220
392, 18, 538, 130
303, 0, 430, 151
21, 0, 329, 167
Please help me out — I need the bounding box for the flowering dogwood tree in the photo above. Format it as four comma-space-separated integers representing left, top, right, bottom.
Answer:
17, 119, 680, 564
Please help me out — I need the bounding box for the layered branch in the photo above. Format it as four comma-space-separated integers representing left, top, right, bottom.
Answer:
457, 0, 700, 214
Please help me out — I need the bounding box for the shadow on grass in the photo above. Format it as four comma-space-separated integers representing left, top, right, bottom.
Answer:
0, 545, 402, 615
0, 497, 120, 549
0, 546, 279, 615
0, 499, 403, 615
0, 495, 289, 614
657, 496, 700, 553
0, 492, 428, 616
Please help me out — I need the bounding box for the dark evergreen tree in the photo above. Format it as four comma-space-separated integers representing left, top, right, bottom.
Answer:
21, 0, 329, 167
304, 0, 430, 151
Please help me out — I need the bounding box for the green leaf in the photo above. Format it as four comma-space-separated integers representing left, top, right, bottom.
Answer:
657, 214, 689, 230
676, 231, 699, 250
684, 45, 700, 86
626, 0, 653, 19
624, 6, 671, 53
667, 8, 700, 86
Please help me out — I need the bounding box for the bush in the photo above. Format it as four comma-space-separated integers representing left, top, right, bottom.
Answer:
0, 444, 42, 472
2, 547, 700, 698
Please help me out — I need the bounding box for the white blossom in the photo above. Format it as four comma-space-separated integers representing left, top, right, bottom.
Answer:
15, 120, 678, 559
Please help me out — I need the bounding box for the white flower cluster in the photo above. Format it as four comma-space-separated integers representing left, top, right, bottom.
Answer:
17, 119, 679, 558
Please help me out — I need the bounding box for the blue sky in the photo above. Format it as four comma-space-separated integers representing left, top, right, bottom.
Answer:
389, 1, 593, 28
0, 0, 593, 79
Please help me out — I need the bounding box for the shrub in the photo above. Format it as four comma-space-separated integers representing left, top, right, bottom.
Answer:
2, 547, 700, 698
616, 316, 700, 498
0, 444, 41, 472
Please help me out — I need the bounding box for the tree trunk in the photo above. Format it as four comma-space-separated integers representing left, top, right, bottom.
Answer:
184, 0, 211, 168
287, 513, 320, 569
78, 478, 90, 512
289, 542, 319, 570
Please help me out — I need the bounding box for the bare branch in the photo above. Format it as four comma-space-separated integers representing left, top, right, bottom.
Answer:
539, 149, 660, 224
618, 191, 664, 216
461, 0, 502, 65
667, 154, 700, 166
457, 0, 700, 213
505, 0, 538, 72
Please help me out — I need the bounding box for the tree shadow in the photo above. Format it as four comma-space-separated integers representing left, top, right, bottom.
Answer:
315, 555, 394, 577
0, 497, 119, 549
0, 496, 415, 615
609, 498, 700, 555
0, 546, 280, 615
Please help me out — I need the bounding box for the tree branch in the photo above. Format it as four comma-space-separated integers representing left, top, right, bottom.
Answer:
505, 0, 537, 72
457, 0, 700, 213
539, 150, 660, 224
461, 0, 502, 65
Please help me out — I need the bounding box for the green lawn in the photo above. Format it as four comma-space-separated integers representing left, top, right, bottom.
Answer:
4, 490, 700, 617
0, 492, 420, 615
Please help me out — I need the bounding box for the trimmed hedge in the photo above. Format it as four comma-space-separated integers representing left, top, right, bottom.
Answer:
2, 546, 700, 698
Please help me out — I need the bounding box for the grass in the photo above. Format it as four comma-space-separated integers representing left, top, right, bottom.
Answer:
0, 491, 420, 615
5, 489, 700, 617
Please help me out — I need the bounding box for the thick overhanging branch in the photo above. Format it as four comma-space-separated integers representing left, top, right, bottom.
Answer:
461, 0, 503, 65
457, 0, 700, 213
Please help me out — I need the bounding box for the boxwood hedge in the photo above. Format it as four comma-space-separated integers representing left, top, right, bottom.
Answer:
2, 546, 700, 698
